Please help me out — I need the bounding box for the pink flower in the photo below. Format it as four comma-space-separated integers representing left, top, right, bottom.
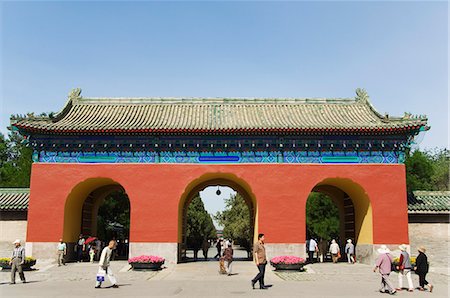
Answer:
270, 255, 305, 265
128, 255, 165, 264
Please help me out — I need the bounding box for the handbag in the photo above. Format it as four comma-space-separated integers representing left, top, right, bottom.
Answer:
96, 268, 106, 282
337, 251, 341, 259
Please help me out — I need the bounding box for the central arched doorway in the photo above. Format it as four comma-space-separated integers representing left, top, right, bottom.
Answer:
178, 174, 258, 263
63, 178, 131, 261
306, 178, 372, 263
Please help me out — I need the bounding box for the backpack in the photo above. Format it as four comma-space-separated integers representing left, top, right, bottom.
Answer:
306, 239, 310, 252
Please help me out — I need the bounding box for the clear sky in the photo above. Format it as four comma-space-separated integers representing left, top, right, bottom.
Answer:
1, 1, 448, 149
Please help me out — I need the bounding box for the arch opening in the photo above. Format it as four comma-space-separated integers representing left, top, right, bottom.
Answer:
178, 173, 258, 263
305, 178, 373, 263
63, 178, 130, 261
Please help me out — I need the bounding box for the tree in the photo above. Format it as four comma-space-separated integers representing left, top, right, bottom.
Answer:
97, 191, 130, 242
405, 150, 434, 195
405, 148, 449, 195
0, 131, 32, 187
215, 193, 253, 257
306, 192, 339, 241
186, 195, 216, 259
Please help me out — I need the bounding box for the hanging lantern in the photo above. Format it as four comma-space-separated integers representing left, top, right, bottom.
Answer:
216, 186, 221, 196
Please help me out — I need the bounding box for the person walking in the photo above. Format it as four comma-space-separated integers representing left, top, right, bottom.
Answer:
318, 238, 327, 263
345, 239, 355, 264
76, 234, 85, 262
223, 242, 234, 276
251, 233, 268, 290
329, 239, 340, 263
214, 239, 222, 259
373, 245, 396, 295
396, 244, 414, 292
56, 238, 67, 266
10, 239, 26, 284
414, 246, 433, 292
202, 239, 210, 259
95, 240, 119, 289
308, 238, 318, 264
95, 238, 102, 261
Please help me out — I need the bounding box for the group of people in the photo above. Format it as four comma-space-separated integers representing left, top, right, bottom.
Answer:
8, 234, 435, 293
374, 244, 433, 294
307, 237, 355, 264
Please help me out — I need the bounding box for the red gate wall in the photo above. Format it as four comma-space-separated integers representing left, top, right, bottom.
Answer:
27, 163, 409, 244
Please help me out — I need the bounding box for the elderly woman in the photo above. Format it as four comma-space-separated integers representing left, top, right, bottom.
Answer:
329, 239, 340, 263
414, 246, 433, 292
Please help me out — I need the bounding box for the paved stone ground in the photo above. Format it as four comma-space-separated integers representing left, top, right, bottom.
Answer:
0, 260, 448, 297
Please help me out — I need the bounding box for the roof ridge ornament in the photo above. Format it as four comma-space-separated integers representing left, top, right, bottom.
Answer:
355, 88, 369, 103
68, 88, 82, 101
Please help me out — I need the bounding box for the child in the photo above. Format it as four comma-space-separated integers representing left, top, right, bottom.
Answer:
89, 245, 96, 263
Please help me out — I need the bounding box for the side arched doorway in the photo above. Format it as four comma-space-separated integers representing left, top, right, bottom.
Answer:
178, 174, 258, 263
306, 178, 373, 263
63, 178, 130, 261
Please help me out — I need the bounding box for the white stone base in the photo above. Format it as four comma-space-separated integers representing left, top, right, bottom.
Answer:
25, 242, 59, 261
264, 243, 306, 261
129, 242, 178, 264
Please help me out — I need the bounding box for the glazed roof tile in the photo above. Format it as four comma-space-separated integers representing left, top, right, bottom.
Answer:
408, 191, 450, 214
11, 88, 428, 136
0, 188, 30, 211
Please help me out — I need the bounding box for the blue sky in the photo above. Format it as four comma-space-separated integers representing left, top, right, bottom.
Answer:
1, 1, 447, 150
1, 1, 447, 218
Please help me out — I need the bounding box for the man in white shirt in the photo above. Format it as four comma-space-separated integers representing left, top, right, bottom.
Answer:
95, 240, 118, 289
308, 238, 318, 264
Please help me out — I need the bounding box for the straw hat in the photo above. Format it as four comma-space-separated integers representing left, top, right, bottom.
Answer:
377, 245, 390, 254
12, 239, 21, 244
398, 244, 408, 251
418, 246, 426, 253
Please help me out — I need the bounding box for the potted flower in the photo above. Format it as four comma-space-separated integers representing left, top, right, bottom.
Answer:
128, 255, 165, 270
0, 257, 37, 270
392, 257, 416, 272
270, 256, 305, 271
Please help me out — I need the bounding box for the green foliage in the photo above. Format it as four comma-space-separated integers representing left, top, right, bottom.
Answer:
214, 193, 252, 253
306, 192, 339, 240
405, 148, 449, 194
0, 132, 32, 187
186, 196, 216, 253
97, 191, 130, 241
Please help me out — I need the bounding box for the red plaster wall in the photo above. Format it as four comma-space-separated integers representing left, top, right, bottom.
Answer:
27, 163, 409, 244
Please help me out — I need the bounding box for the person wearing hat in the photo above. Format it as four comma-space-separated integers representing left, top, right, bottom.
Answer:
396, 244, 414, 292
373, 245, 396, 295
345, 239, 355, 264
414, 246, 433, 292
10, 239, 26, 284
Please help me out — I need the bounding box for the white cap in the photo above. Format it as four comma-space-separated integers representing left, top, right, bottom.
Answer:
12, 239, 21, 244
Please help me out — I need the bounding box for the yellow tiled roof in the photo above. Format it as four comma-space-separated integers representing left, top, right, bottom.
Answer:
11, 88, 428, 135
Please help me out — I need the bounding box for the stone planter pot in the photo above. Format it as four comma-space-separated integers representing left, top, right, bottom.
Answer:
130, 262, 163, 270
271, 262, 304, 271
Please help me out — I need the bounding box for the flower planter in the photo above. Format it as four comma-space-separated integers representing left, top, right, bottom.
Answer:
270, 255, 305, 271
0, 259, 36, 271
128, 255, 165, 271
129, 262, 163, 270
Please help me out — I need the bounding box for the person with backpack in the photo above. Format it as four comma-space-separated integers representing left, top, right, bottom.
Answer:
396, 244, 414, 292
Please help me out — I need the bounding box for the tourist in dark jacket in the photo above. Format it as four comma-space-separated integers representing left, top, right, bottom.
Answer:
414, 246, 433, 292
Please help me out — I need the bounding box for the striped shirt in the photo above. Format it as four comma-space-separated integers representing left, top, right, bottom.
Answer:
12, 246, 25, 260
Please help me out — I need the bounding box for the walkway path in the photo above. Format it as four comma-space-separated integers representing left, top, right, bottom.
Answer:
1, 260, 448, 297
